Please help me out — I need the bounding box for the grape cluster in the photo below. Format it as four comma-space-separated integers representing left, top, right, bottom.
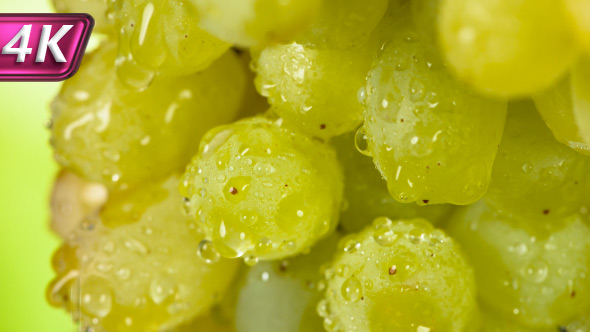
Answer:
46, 0, 590, 331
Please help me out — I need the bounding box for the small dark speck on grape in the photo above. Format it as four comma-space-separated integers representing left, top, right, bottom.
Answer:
437, 162, 441, 166
284, 184, 288, 187
400, 119, 404, 122
389, 266, 397, 275
571, 290, 576, 298
229, 187, 238, 195
184, 35, 188, 38
361, 296, 364, 300
557, 326, 568, 332
279, 260, 288, 272
422, 200, 429, 204
320, 124, 326, 129
543, 209, 550, 215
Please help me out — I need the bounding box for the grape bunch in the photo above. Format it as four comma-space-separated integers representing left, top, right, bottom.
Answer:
46, 0, 590, 331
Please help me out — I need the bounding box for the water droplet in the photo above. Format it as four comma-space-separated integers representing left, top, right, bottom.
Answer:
521, 260, 548, 284
355, 127, 371, 156
124, 238, 149, 255
115, 268, 131, 280
255, 238, 272, 255
240, 211, 258, 226
149, 276, 176, 304
357, 86, 367, 105
336, 264, 350, 277
341, 276, 362, 302
342, 238, 361, 253
81, 278, 112, 318
197, 239, 220, 264
244, 255, 259, 266
373, 228, 397, 246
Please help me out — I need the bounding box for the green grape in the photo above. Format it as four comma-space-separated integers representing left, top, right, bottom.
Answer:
295, 0, 388, 49
362, 12, 507, 205
52, 0, 114, 34
564, 0, 590, 51
254, 42, 372, 139
46, 176, 239, 332
114, 0, 229, 86
319, 218, 478, 332
51, 42, 245, 191
50, 170, 108, 239
191, 0, 320, 47
533, 77, 590, 155
333, 133, 453, 233
438, 0, 579, 97
447, 200, 590, 328
234, 233, 340, 332
485, 100, 590, 220
180, 116, 343, 261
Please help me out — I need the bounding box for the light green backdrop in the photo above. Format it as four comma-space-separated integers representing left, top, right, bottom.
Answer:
0, 0, 77, 331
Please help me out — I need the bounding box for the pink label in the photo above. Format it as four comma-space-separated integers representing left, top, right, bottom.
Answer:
0, 14, 93, 81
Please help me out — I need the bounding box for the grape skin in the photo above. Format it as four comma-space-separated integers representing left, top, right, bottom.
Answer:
533, 76, 590, 155
254, 42, 372, 140
333, 133, 453, 233
51, 43, 245, 191
447, 200, 590, 328
362, 13, 507, 205
50, 170, 108, 239
180, 116, 343, 261
320, 218, 478, 332
438, 0, 579, 97
113, 0, 229, 82
47, 176, 239, 332
190, 0, 319, 47
234, 233, 340, 332
485, 100, 590, 221
294, 0, 388, 50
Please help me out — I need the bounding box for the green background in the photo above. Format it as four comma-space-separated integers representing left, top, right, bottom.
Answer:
0, 0, 77, 330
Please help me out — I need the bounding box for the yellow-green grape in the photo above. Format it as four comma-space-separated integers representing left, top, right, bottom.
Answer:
191, 0, 320, 47
564, 0, 590, 51
295, 0, 388, 49
180, 116, 343, 261
333, 133, 453, 233
438, 0, 579, 97
319, 218, 478, 332
51, 43, 245, 191
362, 14, 506, 205
533, 78, 590, 155
447, 200, 590, 328
254, 42, 372, 139
485, 100, 590, 220
46, 176, 239, 332
533, 57, 590, 155
50, 170, 108, 239
52, 0, 113, 34
234, 233, 340, 332
114, 0, 229, 86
